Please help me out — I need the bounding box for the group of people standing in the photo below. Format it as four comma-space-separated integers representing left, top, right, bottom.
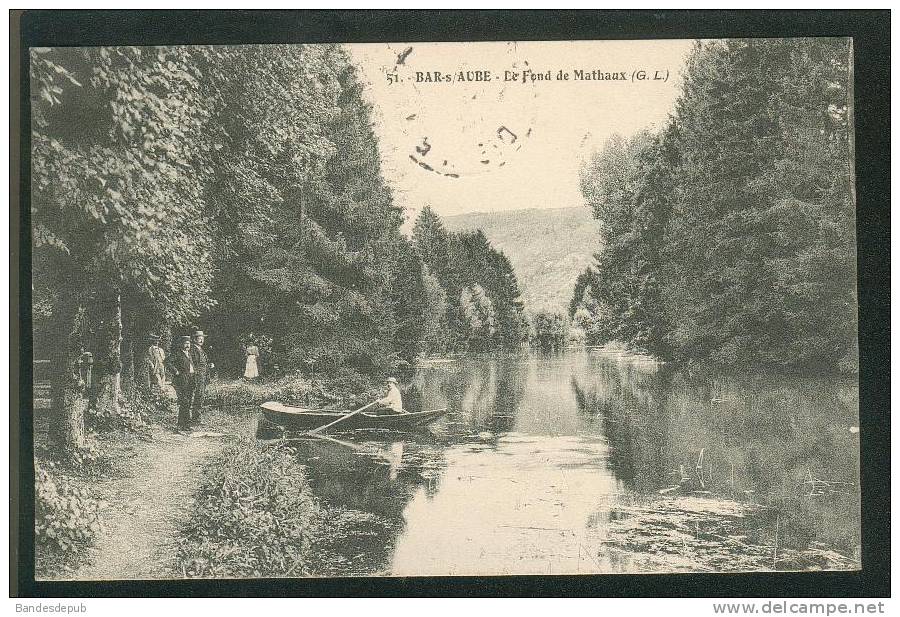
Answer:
141, 330, 404, 430
146, 330, 212, 431
144, 330, 261, 431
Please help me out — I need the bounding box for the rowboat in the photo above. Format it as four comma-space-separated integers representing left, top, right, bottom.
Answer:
259, 401, 448, 431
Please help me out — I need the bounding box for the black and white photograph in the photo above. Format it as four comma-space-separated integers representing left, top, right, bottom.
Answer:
14, 11, 887, 594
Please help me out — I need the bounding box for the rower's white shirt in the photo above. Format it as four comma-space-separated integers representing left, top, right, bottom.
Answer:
379, 383, 403, 412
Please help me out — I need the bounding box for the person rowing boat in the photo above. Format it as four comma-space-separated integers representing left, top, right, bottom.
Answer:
259, 376, 448, 433
258, 402, 446, 431
373, 376, 405, 415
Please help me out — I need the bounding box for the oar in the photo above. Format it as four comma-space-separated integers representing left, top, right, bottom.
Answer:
306, 433, 395, 461
307, 400, 378, 435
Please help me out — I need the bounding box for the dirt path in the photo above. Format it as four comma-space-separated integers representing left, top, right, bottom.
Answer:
69, 421, 243, 581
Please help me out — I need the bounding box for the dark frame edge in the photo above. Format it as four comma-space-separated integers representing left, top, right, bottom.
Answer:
12, 8, 891, 599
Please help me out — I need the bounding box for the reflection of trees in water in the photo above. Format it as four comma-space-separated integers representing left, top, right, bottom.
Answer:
572, 358, 860, 558
571, 362, 673, 492
460, 361, 497, 427
413, 355, 528, 437
290, 438, 449, 574
488, 355, 528, 433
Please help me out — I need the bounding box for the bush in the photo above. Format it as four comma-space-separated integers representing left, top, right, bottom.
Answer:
66, 437, 110, 476
531, 311, 569, 351
85, 390, 172, 432
317, 367, 382, 408
204, 375, 313, 408
176, 439, 322, 577
205, 368, 381, 411
35, 462, 103, 572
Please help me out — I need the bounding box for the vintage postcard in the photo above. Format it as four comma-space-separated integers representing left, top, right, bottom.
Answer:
28, 37, 860, 581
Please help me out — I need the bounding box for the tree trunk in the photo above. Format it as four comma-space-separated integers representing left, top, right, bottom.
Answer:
121, 301, 153, 399
133, 311, 153, 395
120, 309, 135, 399
47, 300, 87, 459
94, 290, 122, 417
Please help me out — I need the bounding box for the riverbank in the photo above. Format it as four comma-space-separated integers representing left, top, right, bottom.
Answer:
34, 372, 379, 580
174, 436, 400, 578
36, 398, 256, 580
204, 369, 383, 409
34, 349, 861, 578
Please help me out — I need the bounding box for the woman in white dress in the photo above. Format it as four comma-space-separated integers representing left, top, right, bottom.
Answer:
243, 343, 259, 379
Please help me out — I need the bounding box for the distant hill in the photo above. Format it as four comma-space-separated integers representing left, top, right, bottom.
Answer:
443, 206, 599, 314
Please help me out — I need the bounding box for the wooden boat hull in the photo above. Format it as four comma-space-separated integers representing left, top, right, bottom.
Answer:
260, 401, 447, 431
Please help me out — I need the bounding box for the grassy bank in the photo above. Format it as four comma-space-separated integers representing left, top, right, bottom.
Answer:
205, 368, 383, 410
174, 439, 322, 577
176, 371, 401, 577
174, 437, 399, 578
34, 461, 105, 577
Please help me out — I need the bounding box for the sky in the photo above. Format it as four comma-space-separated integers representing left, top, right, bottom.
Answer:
347, 40, 695, 226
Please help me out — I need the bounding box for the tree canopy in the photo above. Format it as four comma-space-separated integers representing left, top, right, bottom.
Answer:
31, 44, 526, 461
571, 39, 857, 372
412, 206, 528, 353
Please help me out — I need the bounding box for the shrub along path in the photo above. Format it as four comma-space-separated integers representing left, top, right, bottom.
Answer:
69, 409, 253, 581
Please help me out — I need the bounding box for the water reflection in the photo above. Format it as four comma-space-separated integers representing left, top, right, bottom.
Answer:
408, 354, 528, 437
287, 349, 860, 575
292, 435, 450, 575
568, 354, 860, 570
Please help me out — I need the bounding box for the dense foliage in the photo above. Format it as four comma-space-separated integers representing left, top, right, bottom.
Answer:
32, 46, 217, 326
35, 462, 103, 572
204, 370, 381, 409
176, 440, 321, 577
201, 45, 412, 375
571, 39, 857, 372
412, 206, 528, 353
31, 44, 523, 462
530, 311, 569, 351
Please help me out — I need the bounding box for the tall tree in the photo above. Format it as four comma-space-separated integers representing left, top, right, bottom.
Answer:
460, 285, 496, 351
419, 265, 449, 356
576, 131, 660, 350
662, 39, 855, 368
31, 46, 216, 458
387, 237, 428, 366
412, 205, 452, 274
203, 45, 405, 375
572, 38, 856, 372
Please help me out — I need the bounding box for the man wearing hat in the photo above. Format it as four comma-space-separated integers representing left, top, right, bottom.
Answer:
374, 376, 404, 415
190, 329, 213, 425
166, 335, 195, 431
147, 334, 166, 391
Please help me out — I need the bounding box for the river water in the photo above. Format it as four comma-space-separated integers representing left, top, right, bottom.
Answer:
289, 348, 860, 576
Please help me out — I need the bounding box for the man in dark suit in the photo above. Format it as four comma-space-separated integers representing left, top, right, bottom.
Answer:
190, 329, 212, 425
166, 336, 195, 431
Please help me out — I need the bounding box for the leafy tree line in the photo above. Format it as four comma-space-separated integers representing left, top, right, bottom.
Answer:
198, 45, 410, 376
32, 45, 218, 458
30, 44, 525, 462
570, 39, 857, 373
530, 311, 569, 352
411, 206, 528, 354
